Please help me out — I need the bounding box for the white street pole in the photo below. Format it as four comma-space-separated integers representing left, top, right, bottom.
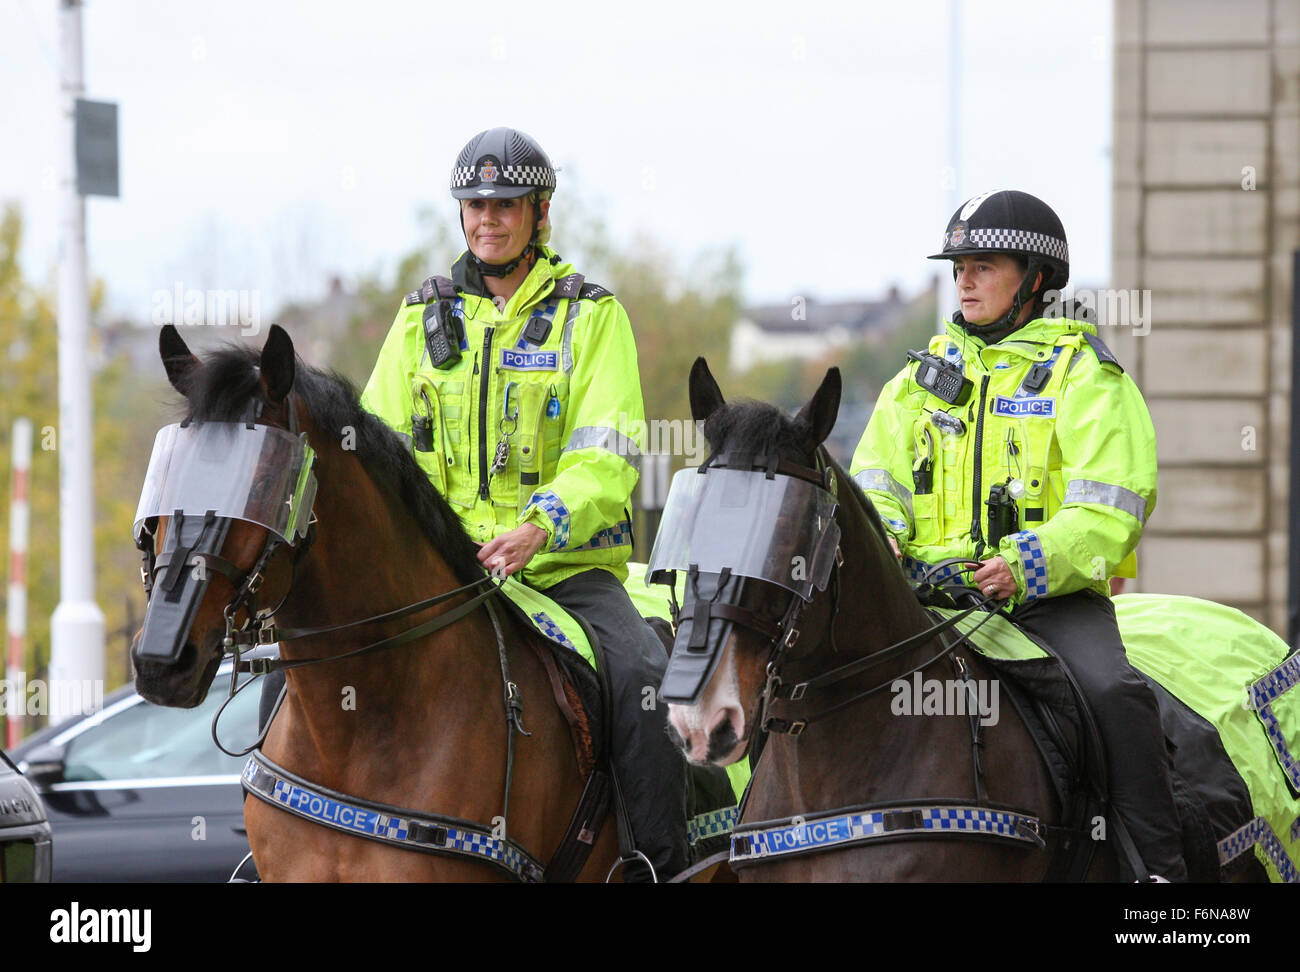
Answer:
6, 419, 32, 747
50, 0, 105, 723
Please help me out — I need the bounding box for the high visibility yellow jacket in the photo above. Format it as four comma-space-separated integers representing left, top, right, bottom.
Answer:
849, 315, 1157, 604
361, 246, 645, 589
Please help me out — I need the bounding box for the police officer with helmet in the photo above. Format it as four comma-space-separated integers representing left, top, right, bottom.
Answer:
358, 128, 688, 880
850, 190, 1187, 881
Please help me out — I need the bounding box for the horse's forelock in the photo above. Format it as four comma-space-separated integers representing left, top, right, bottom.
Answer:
707, 399, 892, 552
183, 344, 264, 423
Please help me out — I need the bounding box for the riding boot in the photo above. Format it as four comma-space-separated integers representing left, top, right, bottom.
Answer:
543, 569, 690, 882
1013, 589, 1189, 881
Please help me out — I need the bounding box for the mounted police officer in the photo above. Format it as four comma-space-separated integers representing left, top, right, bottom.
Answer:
849, 190, 1187, 881
359, 127, 687, 881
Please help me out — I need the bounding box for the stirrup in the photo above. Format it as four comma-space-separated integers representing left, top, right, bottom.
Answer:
605, 849, 658, 884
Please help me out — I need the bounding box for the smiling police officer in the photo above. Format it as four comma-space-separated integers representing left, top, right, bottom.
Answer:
359, 128, 687, 881
849, 189, 1186, 882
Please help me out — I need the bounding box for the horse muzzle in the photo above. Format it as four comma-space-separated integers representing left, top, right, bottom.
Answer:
133, 511, 233, 668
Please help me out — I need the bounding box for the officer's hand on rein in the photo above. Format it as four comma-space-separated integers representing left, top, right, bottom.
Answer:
478, 523, 548, 578
971, 556, 1016, 601
887, 536, 902, 561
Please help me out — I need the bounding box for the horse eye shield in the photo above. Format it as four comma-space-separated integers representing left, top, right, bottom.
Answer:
646, 467, 840, 601
647, 467, 840, 704
134, 422, 317, 545
132, 423, 317, 664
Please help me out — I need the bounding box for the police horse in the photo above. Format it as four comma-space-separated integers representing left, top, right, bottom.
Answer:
657, 359, 1291, 882
131, 325, 622, 881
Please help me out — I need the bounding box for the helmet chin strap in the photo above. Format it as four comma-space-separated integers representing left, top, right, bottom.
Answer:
461, 193, 543, 278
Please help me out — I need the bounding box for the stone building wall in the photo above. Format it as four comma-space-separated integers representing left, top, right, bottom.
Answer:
1113, 0, 1299, 634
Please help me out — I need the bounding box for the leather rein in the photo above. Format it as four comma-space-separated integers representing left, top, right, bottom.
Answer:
670, 448, 1052, 875
133, 397, 567, 880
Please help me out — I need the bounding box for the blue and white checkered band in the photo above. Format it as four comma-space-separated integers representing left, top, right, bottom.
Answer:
501, 164, 555, 190
902, 556, 966, 586
992, 395, 1056, 418
1245, 654, 1300, 790
965, 227, 1069, 263
1216, 816, 1299, 882
530, 611, 577, 652
527, 490, 571, 549
1010, 531, 1048, 601
241, 753, 546, 881
570, 520, 633, 551
500, 349, 558, 371
451, 165, 476, 188
730, 804, 1043, 865
688, 806, 739, 846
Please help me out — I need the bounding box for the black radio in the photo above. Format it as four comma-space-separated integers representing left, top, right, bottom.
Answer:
986, 478, 1020, 547
907, 350, 972, 406
423, 300, 464, 370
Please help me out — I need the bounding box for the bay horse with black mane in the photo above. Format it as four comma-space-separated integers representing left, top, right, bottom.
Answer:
660, 359, 1282, 882
131, 325, 619, 881
660, 358, 1109, 881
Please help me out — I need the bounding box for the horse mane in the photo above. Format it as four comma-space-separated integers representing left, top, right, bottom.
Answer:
703, 397, 894, 552
181, 344, 484, 585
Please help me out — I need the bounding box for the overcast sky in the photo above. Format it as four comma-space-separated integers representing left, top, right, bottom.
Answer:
1, 0, 1112, 320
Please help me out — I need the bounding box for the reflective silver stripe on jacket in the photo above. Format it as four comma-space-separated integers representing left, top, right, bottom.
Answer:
853, 468, 913, 520
563, 425, 641, 472
1063, 479, 1148, 523
561, 301, 581, 373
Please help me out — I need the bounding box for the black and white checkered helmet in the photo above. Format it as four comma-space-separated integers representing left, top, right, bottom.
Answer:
450, 128, 557, 200
928, 190, 1069, 290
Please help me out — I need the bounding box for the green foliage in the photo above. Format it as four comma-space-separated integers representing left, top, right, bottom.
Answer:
0, 204, 161, 722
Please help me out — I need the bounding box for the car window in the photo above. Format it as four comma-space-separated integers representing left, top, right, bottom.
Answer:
61, 674, 262, 782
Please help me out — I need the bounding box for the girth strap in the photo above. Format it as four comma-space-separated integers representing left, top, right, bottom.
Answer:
729, 800, 1046, 868
241, 751, 546, 882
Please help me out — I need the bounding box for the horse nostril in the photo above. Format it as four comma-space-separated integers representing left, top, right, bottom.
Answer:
705, 709, 742, 764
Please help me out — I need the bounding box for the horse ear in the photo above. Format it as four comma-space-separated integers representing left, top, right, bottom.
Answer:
159, 325, 199, 394
795, 368, 841, 447
259, 324, 295, 406
689, 357, 725, 423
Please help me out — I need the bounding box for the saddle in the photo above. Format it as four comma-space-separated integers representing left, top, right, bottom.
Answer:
922, 588, 1272, 881
495, 571, 745, 872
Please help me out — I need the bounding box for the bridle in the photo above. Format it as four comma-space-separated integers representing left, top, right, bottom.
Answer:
664, 444, 1053, 879
130, 396, 576, 882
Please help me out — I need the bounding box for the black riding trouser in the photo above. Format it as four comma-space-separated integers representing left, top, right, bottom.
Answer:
543, 568, 689, 881
1011, 588, 1188, 881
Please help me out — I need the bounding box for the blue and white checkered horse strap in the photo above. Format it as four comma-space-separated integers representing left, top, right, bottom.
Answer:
1216, 816, 1300, 883
688, 805, 739, 846
729, 803, 1044, 866
241, 752, 545, 883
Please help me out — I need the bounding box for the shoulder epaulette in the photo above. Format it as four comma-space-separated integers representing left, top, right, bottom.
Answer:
1082, 331, 1124, 372
418, 275, 457, 305
404, 290, 422, 306
578, 281, 613, 301
553, 272, 614, 302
